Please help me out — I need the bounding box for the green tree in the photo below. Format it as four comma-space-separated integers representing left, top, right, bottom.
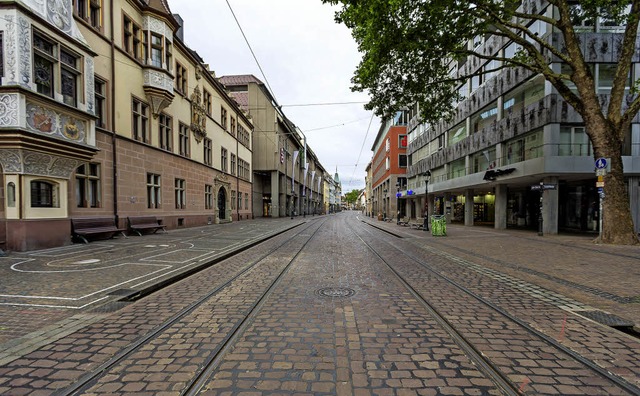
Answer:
344, 189, 362, 206
324, 0, 639, 244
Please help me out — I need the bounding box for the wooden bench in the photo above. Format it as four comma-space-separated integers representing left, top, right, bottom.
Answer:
398, 217, 411, 226
127, 216, 166, 236
71, 217, 127, 244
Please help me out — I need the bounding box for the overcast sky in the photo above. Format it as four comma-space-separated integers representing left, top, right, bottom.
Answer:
167, 0, 378, 193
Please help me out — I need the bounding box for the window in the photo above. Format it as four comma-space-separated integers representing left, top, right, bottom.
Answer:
385, 157, 390, 170
0, 33, 3, 78
204, 90, 212, 115
204, 137, 212, 165
132, 98, 150, 143
75, 163, 101, 208
448, 123, 467, 146
75, 0, 102, 29
472, 148, 497, 172
221, 107, 227, 129
33, 33, 55, 98
175, 178, 186, 209
176, 62, 187, 93
147, 173, 161, 208
123, 15, 141, 59
245, 193, 249, 210
231, 190, 236, 210
33, 33, 82, 106
150, 33, 163, 68
7, 182, 15, 208
165, 41, 172, 72
230, 117, 236, 136
398, 134, 407, 148
237, 192, 242, 211
385, 138, 390, 152
94, 76, 106, 128
230, 153, 236, 175
221, 147, 228, 172
559, 126, 592, 156
238, 124, 250, 148
399, 154, 407, 168
159, 113, 172, 151
205, 184, 213, 210
178, 123, 189, 157
31, 180, 57, 208
597, 63, 631, 94
60, 49, 80, 106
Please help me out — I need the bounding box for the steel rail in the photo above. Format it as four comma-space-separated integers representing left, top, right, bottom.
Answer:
357, 218, 640, 395
55, 219, 325, 396
349, 220, 521, 396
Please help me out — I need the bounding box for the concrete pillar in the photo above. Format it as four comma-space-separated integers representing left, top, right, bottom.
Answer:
494, 184, 508, 230
465, 189, 474, 226
542, 176, 559, 235
271, 172, 280, 217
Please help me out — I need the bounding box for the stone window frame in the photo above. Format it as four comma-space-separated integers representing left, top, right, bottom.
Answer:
147, 173, 161, 209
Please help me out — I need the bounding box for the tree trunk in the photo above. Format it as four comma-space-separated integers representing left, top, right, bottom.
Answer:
585, 115, 639, 245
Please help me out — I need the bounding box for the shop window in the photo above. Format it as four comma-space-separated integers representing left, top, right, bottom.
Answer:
472, 147, 497, 173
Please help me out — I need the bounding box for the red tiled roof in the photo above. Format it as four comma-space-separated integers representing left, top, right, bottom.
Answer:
219, 75, 264, 86
229, 92, 249, 109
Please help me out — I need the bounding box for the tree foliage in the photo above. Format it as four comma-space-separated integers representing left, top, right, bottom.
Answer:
324, 0, 640, 244
344, 189, 362, 205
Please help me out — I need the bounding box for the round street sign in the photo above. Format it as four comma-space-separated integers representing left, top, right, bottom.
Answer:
595, 158, 607, 169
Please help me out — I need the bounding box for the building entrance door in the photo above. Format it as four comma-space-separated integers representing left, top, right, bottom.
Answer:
218, 188, 227, 221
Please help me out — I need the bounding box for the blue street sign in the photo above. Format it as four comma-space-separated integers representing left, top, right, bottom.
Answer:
598, 187, 604, 193
595, 158, 607, 169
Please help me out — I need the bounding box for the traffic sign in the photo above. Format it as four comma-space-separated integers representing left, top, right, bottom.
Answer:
530, 184, 557, 191
596, 181, 604, 187
595, 158, 608, 169
595, 168, 606, 176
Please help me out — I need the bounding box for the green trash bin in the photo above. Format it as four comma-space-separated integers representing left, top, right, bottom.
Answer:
431, 215, 447, 236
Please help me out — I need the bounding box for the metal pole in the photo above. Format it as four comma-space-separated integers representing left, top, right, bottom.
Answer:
538, 181, 544, 236
423, 179, 429, 231
599, 192, 604, 241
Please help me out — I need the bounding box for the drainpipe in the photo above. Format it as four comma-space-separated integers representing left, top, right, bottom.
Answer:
109, 0, 119, 225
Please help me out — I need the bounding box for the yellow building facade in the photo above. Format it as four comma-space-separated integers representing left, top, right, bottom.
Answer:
0, 0, 253, 251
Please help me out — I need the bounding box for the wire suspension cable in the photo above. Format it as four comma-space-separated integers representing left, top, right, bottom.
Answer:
225, 0, 277, 98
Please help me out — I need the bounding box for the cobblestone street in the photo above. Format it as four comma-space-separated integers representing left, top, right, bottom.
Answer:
0, 212, 639, 395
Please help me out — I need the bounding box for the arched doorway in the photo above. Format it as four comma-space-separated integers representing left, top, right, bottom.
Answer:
217, 188, 227, 221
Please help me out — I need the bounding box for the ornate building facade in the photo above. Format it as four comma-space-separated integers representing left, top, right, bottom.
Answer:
0, 0, 253, 251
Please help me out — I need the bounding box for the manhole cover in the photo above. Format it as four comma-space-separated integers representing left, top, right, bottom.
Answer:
315, 287, 356, 298
576, 310, 634, 327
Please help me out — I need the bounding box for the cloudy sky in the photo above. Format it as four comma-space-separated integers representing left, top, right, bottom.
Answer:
167, 0, 379, 193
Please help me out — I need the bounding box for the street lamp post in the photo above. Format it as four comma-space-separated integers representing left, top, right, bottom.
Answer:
423, 171, 431, 231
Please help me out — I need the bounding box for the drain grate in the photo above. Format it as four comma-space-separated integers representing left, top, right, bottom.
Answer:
316, 287, 356, 298
576, 310, 635, 327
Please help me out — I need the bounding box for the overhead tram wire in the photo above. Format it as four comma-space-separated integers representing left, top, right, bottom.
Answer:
281, 101, 368, 107
348, 113, 375, 189
225, 0, 277, 99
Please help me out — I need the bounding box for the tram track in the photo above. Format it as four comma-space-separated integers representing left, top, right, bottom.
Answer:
54, 218, 327, 396
351, 218, 640, 395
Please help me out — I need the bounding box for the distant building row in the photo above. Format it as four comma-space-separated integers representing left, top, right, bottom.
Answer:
0, 0, 338, 251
